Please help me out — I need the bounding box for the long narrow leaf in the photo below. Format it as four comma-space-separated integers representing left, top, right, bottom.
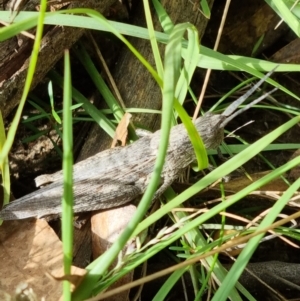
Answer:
0, 0, 47, 166
61, 50, 74, 301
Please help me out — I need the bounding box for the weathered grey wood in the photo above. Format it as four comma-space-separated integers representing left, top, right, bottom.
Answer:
0, 0, 116, 118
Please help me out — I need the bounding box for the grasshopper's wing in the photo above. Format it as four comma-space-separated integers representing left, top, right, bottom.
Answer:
0, 178, 143, 220
35, 147, 124, 187
35, 136, 153, 187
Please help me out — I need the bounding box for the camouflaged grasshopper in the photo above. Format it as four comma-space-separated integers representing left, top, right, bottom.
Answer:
0, 69, 276, 220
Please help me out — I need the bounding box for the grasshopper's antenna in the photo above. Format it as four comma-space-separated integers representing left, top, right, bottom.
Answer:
220, 87, 277, 127
222, 66, 278, 119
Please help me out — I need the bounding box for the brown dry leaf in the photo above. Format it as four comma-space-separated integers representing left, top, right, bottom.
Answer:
90, 205, 136, 301
50, 272, 85, 288
0, 219, 85, 300
111, 113, 132, 148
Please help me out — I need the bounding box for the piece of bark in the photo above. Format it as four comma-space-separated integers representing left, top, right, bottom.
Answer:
0, 0, 116, 118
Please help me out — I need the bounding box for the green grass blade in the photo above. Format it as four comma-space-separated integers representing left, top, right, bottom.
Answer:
0, 0, 47, 166
152, 267, 189, 301
152, 0, 174, 34
4, 11, 300, 75
48, 70, 116, 137
175, 25, 200, 105
48, 81, 62, 124
143, 0, 164, 77
0, 111, 10, 225
199, 0, 211, 18
0, 14, 40, 40
73, 43, 124, 121
61, 50, 74, 301
172, 24, 208, 169
207, 143, 300, 155
1, 11, 300, 82
265, 0, 300, 37
174, 100, 208, 170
